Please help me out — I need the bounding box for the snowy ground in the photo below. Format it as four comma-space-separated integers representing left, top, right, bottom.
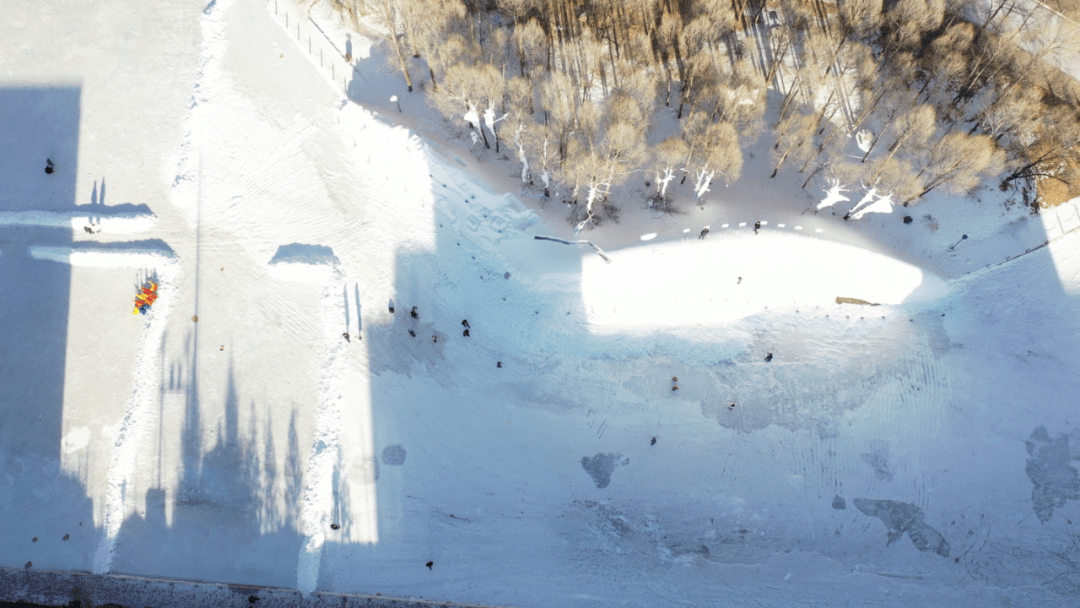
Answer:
4, 1, 1080, 607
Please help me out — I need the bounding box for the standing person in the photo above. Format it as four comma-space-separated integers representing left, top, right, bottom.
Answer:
698, 227, 709, 239
753, 221, 761, 234
461, 319, 470, 329
45, 159, 55, 174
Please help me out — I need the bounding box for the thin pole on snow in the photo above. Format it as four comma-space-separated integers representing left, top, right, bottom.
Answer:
949, 234, 968, 250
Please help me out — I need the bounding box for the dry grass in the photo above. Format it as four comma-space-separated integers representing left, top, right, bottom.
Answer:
1036, 152, 1080, 207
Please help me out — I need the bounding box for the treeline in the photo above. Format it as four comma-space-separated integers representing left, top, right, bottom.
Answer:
319, 0, 1080, 227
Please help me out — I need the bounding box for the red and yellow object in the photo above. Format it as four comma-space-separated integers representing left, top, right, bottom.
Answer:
132, 282, 159, 315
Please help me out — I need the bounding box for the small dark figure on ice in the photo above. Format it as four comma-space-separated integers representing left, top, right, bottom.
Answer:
426, 561, 434, 570
45, 158, 54, 174
728, 402, 736, 410
463, 328, 470, 337
461, 319, 470, 328
432, 335, 437, 343
650, 437, 656, 445
342, 332, 350, 342
410, 306, 418, 319
765, 353, 773, 362
698, 227, 709, 239
408, 329, 416, 337
497, 361, 502, 368
753, 221, 761, 234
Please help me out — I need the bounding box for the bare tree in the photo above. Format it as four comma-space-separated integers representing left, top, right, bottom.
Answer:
868, 105, 936, 182
1001, 106, 1080, 188
367, 0, 415, 91
650, 136, 689, 208
771, 110, 818, 178
564, 117, 646, 231
912, 132, 1005, 201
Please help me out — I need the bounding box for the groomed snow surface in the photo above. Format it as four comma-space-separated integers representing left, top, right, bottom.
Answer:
3, 1, 1080, 606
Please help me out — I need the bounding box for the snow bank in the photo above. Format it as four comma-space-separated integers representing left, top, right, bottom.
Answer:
29, 246, 175, 267
0, 209, 156, 233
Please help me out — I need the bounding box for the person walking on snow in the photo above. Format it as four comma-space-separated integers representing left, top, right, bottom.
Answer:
753, 221, 761, 234
698, 227, 709, 239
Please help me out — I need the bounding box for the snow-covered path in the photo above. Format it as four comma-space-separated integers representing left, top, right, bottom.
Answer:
3, 1, 1080, 607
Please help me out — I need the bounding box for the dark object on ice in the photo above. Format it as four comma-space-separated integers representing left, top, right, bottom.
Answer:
410, 306, 418, 319
462, 319, 470, 328
45, 158, 54, 174
504, 271, 511, 279
671, 385, 678, 391
330, 523, 340, 530
949, 234, 968, 250
249, 595, 260, 603
765, 353, 773, 362
25, 561, 31, 569
63, 533, 69, 540
432, 335, 437, 343
342, 332, 350, 342
698, 227, 709, 239
753, 221, 761, 234
903, 215, 913, 224
650, 437, 656, 445
672, 376, 678, 382
84, 226, 93, 234
389, 300, 395, 313
832, 495, 847, 510
843, 212, 851, 220
32, 537, 37, 543
496, 361, 502, 368
408, 329, 416, 337
426, 561, 434, 570
728, 402, 736, 410
463, 328, 470, 337
737, 277, 742, 284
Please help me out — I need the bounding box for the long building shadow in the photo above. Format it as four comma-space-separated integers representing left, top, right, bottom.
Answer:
109, 348, 305, 587
0, 86, 96, 573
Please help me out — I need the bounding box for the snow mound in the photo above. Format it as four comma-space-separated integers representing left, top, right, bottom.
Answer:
268, 244, 340, 282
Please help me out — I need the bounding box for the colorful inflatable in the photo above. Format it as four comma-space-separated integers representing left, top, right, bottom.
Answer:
133, 282, 158, 315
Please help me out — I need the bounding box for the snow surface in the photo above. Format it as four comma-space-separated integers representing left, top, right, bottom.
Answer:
4, 1, 1080, 607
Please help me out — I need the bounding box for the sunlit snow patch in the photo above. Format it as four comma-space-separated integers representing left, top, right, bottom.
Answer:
581, 231, 946, 331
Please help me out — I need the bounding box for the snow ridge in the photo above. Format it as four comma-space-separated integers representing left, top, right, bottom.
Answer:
91, 253, 181, 575
296, 266, 350, 595
0, 210, 156, 233
168, 0, 232, 218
